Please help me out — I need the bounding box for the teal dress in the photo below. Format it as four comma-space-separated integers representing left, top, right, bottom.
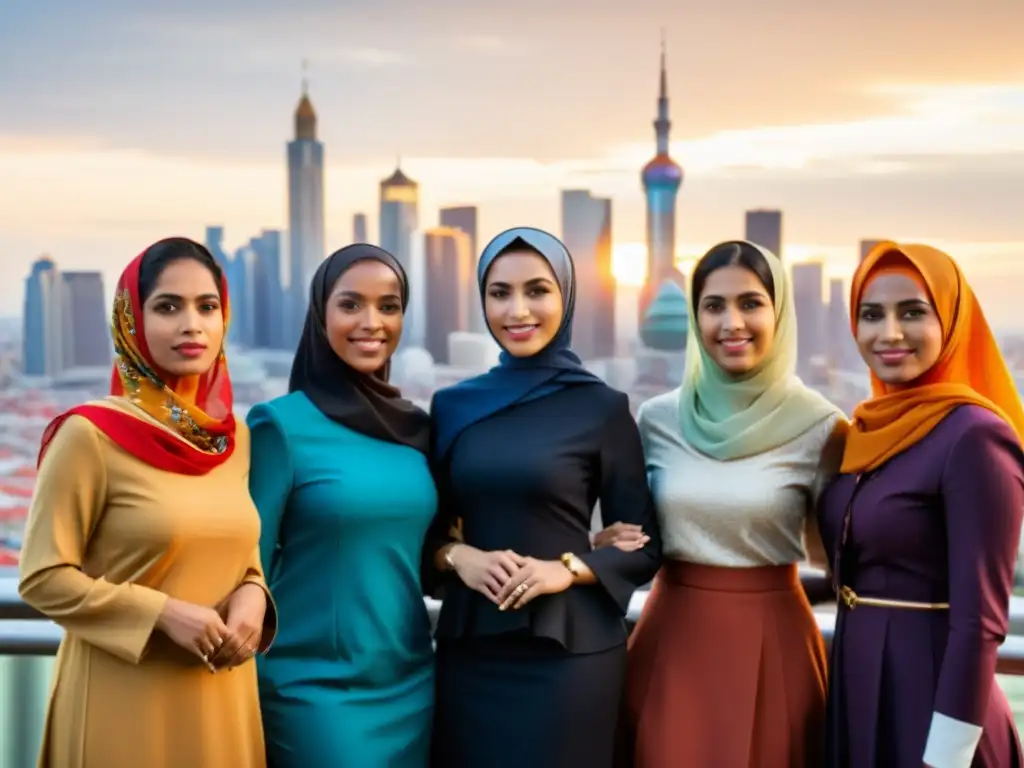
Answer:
247, 391, 436, 767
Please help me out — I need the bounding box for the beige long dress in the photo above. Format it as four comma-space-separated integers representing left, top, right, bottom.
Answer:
18, 398, 276, 768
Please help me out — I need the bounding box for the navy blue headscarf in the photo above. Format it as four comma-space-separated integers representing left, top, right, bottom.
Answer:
430, 226, 604, 460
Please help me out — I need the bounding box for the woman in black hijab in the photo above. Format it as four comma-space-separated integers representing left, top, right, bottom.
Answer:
247, 244, 436, 767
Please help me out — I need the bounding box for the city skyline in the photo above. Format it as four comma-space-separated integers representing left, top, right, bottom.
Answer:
2, 1, 1023, 327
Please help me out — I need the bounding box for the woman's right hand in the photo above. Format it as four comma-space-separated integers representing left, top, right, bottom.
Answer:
155, 597, 235, 671
448, 545, 526, 604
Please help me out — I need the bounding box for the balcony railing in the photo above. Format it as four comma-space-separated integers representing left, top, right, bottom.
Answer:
2, 576, 1024, 768
3, 576, 1024, 669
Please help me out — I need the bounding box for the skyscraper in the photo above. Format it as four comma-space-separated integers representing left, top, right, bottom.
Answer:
791, 261, 825, 373
639, 33, 685, 326
250, 230, 286, 350
859, 238, 886, 263
423, 227, 473, 364
22, 256, 62, 376
287, 77, 325, 342
439, 206, 478, 257
827, 276, 860, 371
205, 225, 251, 347
745, 209, 783, 259
353, 213, 368, 243
439, 205, 481, 331
228, 243, 257, 349
561, 190, 615, 360
379, 163, 419, 278
205, 226, 229, 266
60, 271, 108, 368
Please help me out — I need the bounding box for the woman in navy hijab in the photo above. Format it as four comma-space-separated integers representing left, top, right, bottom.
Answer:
425, 227, 661, 768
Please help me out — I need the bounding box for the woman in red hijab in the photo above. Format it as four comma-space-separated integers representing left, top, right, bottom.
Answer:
19, 237, 277, 768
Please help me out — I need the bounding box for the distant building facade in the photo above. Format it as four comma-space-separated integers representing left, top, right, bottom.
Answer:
745, 209, 783, 259
561, 189, 615, 360
423, 227, 473, 364
287, 81, 325, 342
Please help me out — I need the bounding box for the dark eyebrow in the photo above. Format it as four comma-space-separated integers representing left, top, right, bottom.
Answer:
859, 298, 931, 310
701, 290, 767, 302
488, 277, 557, 289
335, 290, 401, 302
151, 292, 220, 303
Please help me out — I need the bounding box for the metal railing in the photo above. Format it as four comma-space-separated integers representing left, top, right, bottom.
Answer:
2, 577, 1024, 768
2, 577, 1024, 673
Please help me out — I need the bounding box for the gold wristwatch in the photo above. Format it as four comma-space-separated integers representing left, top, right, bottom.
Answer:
560, 552, 582, 578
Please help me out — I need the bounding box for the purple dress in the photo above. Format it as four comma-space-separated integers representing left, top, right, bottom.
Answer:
818, 405, 1024, 767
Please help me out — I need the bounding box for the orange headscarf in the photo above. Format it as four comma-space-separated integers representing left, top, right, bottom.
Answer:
841, 241, 1024, 474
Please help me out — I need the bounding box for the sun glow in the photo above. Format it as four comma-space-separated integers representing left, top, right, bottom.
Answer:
612, 242, 648, 287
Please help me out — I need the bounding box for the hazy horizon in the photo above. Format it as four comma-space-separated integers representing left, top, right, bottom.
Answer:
2, 0, 1023, 326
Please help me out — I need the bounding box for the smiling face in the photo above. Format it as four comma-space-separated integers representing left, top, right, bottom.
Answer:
141, 257, 225, 378
856, 271, 944, 385
325, 259, 404, 375
483, 249, 565, 357
696, 264, 776, 376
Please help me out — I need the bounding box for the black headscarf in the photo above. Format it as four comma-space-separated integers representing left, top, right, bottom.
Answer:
289, 244, 430, 454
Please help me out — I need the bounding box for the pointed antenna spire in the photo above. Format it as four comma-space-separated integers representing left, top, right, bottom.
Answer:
653, 29, 671, 155
294, 59, 317, 140
659, 29, 668, 99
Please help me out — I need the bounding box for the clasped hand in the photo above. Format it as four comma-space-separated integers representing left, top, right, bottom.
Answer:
449, 546, 574, 611
156, 582, 267, 672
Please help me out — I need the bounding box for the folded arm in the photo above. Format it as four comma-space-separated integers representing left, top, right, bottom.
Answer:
577, 393, 662, 613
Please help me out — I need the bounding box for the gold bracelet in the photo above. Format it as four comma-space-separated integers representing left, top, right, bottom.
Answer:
560, 552, 581, 579
442, 543, 460, 571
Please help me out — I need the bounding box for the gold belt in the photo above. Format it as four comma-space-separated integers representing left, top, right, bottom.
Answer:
840, 586, 949, 611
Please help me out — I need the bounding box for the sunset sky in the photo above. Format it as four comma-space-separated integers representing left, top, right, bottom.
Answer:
2, 0, 1023, 326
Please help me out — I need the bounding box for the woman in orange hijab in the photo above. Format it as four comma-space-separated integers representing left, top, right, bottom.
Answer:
816, 241, 1024, 767
19, 237, 276, 767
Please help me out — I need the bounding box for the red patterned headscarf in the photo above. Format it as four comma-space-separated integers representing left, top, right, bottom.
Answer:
38, 239, 236, 475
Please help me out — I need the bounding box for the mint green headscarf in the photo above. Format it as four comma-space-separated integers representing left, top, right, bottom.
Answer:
678, 240, 842, 460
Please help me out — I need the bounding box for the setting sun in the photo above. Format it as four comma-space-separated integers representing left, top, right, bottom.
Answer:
612, 242, 700, 288
612, 242, 648, 287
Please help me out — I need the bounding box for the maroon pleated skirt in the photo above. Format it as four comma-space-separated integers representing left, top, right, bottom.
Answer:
617, 561, 828, 767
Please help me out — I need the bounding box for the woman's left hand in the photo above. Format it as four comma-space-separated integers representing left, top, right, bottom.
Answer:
212, 583, 267, 669
497, 558, 574, 611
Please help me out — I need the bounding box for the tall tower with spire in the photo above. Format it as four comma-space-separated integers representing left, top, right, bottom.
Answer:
638, 32, 685, 326
379, 159, 420, 345
378, 158, 419, 280
287, 62, 325, 341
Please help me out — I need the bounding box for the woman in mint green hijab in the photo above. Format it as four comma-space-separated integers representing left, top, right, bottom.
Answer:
612, 240, 847, 767
678, 241, 839, 457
